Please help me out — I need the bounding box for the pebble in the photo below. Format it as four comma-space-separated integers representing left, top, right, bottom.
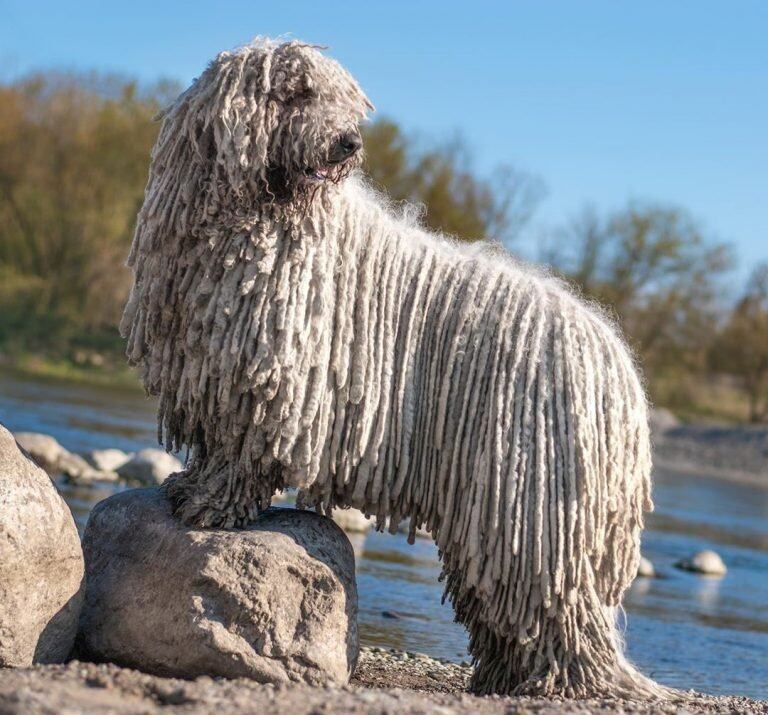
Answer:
675, 550, 727, 576
637, 556, 655, 578
86, 448, 132, 472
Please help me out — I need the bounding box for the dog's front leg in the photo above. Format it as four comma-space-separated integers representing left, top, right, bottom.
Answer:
164, 451, 279, 529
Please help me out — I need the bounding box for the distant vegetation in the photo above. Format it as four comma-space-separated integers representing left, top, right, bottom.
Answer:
0, 73, 177, 359
0, 72, 765, 422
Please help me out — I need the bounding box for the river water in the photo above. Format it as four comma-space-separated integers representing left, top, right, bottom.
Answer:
1, 371, 766, 699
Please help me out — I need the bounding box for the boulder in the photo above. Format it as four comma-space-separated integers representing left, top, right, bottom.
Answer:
115, 449, 182, 486
86, 448, 132, 473
0, 424, 84, 666
79, 488, 358, 685
675, 549, 727, 576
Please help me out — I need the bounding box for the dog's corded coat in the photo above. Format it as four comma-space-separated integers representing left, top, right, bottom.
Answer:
121, 39, 667, 699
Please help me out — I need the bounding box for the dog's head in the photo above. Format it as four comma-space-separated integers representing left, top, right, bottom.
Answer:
255, 40, 373, 203
150, 39, 372, 227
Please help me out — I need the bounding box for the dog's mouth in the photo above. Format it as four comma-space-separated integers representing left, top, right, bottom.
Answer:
302, 157, 355, 183
304, 132, 363, 183
303, 166, 333, 182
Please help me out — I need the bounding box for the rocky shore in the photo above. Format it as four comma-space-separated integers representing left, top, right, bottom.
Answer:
2, 420, 766, 713
650, 408, 768, 488
1, 648, 765, 715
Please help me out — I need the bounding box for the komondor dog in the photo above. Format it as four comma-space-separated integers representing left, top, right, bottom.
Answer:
121, 38, 667, 699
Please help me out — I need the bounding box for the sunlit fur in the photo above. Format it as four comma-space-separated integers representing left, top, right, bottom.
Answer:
121, 38, 669, 699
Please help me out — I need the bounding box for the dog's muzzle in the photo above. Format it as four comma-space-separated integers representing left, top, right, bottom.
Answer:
328, 131, 362, 164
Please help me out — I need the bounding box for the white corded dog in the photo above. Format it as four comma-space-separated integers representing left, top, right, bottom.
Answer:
122, 38, 666, 699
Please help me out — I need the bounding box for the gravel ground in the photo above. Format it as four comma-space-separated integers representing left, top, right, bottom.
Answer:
352, 647, 472, 694
0, 649, 765, 715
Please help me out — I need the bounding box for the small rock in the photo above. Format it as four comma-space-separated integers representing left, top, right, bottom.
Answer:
330, 508, 372, 534
72, 349, 105, 368
271, 489, 294, 504
86, 448, 132, 473
116, 448, 182, 485
79, 488, 358, 685
0, 423, 84, 666
649, 407, 679, 436
394, 520, 432, 540
13, 431, 67, 473
637, 556, 655, 578
58, 452, 113, 484
12, 431, 109, 483
675, 549, 727, 576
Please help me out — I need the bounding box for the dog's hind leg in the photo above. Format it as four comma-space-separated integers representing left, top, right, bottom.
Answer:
436, 445, 671, 699
446, 559, 671, 698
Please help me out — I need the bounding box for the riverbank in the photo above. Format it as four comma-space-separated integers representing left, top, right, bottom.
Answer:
0, 355, 142, 392
0, 648, 764, 715
653, 420, 768, 489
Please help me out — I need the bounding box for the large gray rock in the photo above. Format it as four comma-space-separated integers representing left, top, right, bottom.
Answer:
0, 424, 84, 666
79, 488, 358, 685
116, 448, 182, 485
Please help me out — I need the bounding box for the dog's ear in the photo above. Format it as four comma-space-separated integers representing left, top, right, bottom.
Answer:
188, 46, 280, 192
133, 45, 281, 245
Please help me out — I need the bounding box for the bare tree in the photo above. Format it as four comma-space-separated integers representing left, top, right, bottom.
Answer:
712, 264, 768, 422
544, 202, 733, 387
363, 118, 544, 245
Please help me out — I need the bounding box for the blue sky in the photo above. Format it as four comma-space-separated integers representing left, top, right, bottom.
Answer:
2, 1, 766, 285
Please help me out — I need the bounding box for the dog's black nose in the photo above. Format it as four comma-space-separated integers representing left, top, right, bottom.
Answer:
338, 132, 362, 157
